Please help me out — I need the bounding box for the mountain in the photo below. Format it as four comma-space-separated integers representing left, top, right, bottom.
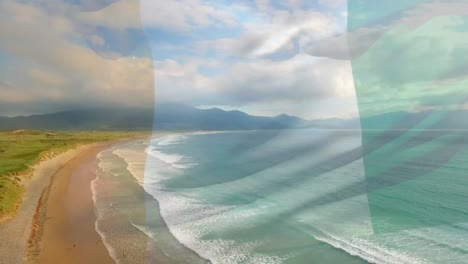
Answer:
0, 103, 308, 131
0, 108, 153, 131
4, 103, 466, 132
308, 110, 468, 130
357, 110, 468, 130
153, 103, 308, 130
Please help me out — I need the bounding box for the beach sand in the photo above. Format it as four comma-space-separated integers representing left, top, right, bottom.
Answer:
0, 145, 94, 264
32, 143, 116, 264
0, 134, 204, 264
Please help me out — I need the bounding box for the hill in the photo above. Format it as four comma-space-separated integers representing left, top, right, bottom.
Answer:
0, 103, 308, 131
3, 104, 467, 131
153, 103, 308, 130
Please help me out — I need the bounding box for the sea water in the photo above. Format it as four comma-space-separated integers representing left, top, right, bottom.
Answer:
93, 130, 468, 264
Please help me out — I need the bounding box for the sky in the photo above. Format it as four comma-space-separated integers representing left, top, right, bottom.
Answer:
1, 0, 466, 120
0, 0, 357, 119
0, 0, 154, 116
142, 0, 356, 119
347, 0, 468, 119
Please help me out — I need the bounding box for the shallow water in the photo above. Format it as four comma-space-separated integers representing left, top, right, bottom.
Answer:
93, 130, 468, 264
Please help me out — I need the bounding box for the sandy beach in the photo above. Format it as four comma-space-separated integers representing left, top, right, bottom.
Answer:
0, 145, 90, 264
0, 134, 208, 264
33, 143, 116, 264
0, 142, 119, 264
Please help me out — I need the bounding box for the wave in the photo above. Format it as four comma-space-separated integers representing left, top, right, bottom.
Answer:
147, 149, 184, 165
172, 163, 199, 169
130, 222, 152, 238
146, 191, 285, 264
92, 150, 121, 264
113, 139, 285, 264
312, 230, 427, 264
157, 134, 187, 146
147, 134, 198, 170
129, 222, 176, 259
95, 133, 460, 264
115, 136, 361, 264
112, 147, 146, 184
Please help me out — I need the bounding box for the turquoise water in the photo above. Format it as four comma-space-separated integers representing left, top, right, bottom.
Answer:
96, 130, 468, 264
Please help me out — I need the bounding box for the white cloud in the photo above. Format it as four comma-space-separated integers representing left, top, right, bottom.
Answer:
88, 34, 106, 46
0, 1, 154, 115
78, 0, 141, 30
0, 0, 356, 119
318, 0, 347, 9
343, 0, 468, 116
196, 6, 343, 59
147, 1, 355, 119
154, 54, 354, 110
140, 0, 236, 31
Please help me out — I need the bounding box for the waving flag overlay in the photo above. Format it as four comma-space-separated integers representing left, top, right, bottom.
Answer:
349, 0, 468, 233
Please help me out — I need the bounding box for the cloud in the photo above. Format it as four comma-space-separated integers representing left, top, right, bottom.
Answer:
140, 0, 236, 32
202, 7, 343, 59
318, 0, 347, 9
88, 34, 106, 46
305, 26, 386, 60
0, 0, 356, 119
347, 0, 468, 116
154, 54, 354, 109
0, 0, 154, 115
146, 0, 355, 119
78, 0, 142, 30
212, 55, 354, 104
307, 1, 468, 60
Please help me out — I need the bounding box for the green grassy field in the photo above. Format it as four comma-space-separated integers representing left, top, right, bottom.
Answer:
0, 130, 148, 218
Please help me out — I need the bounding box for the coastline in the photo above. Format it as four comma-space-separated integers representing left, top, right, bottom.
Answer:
0, 131, 380, 264
0, 139, 136, 264
92, 137, 210, 264
32, 142, 117, 264
0, 132, 210, 264
0, 145, 93, 264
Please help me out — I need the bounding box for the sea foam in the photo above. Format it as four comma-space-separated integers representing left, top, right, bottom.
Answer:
113, 135, 286, 264
94, 132, 466, 264
93, 148, 122, 264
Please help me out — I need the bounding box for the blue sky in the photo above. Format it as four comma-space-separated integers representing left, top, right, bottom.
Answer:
141, 0, 468, 119
1, 0, 467, 119
0, 0, 356, 119
0, 0, 155, 116
140, 0, 357, 119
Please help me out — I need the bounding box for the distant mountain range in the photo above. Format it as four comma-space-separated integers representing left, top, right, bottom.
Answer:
0, 108, 153, 131
0, 103, 315, 131
2, 103, 466, 131
153, 103, 311, 130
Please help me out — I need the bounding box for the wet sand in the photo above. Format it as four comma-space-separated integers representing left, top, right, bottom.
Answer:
92, 138, 210, 264
0, 133, 201, 264
33, 143, 115, 264
0, 146, 91, 264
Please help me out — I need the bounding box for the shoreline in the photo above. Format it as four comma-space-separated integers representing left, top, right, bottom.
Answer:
32, 142, 120, 264
0, 138, 143, 264
93, 136, 210, 264
0, 145, 94, 264
0, 133, 211, 264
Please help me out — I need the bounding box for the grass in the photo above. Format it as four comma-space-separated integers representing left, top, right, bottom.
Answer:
0, 130, 148, 218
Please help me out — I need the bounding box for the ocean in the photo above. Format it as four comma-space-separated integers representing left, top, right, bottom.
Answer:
92, 129, 468, 264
